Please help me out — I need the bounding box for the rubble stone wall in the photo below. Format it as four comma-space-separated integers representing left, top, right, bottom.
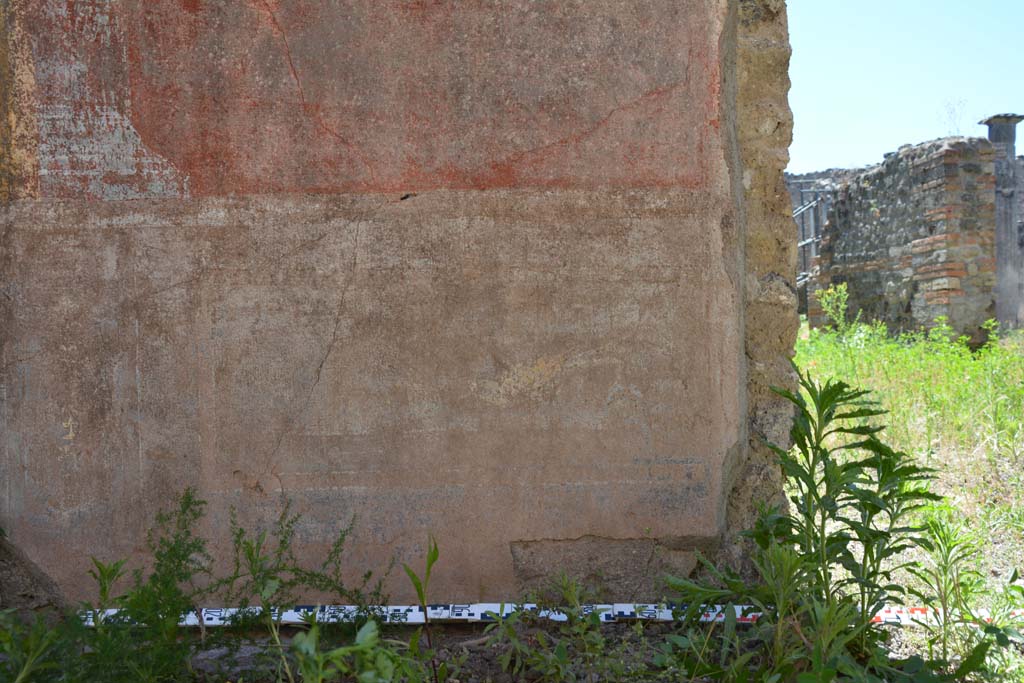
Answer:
1018, 156, 1024, 244
808, 138, 997, 338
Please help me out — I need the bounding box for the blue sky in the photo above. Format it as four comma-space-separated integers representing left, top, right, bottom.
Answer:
787, 0, 1024, 174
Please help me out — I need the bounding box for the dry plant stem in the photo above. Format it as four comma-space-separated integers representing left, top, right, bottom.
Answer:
457, 635, 491, 649
269, 615, 295, 683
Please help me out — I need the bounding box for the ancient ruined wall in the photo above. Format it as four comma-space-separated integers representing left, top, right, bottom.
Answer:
726, 0, 796, 571
809, 138, 996, 338
1018, 156, 1024, 239
1, 0, 795, 603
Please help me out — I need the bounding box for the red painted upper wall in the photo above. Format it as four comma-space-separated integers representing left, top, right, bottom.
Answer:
24, 0, 724, 197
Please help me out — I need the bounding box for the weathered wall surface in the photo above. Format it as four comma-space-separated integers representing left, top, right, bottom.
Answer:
1018, 156, 1024, 240
808, 138, 997, 338
725, 0, 795, 572
1, 0, 795, 603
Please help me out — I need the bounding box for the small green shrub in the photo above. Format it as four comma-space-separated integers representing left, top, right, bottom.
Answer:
403, 535, 456, 683
0, 489, 216, 682
797, 304, 1024, 681
0, 610, 60, 683
216, 499, 393, 680
907, 509, 1024, 680
292, 618, 417, 683
221, 502, 319, 682
484, 576, 649, 682
0, 490, 409, 683
908, 507, 986, 664
816, 282, 860, 336
64, 489, 212, 682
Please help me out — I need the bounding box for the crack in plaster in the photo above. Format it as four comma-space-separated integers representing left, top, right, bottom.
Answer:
263, 285, 350, 483
492, 79, 690, 173
242, 2, 702, 190
251, 0, 380, 186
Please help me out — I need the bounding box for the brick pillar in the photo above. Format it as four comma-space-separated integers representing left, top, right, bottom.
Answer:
981, 114, 1024, 327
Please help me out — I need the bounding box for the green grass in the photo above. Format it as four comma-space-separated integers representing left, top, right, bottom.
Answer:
795, 309, 1024, 680
796, 314, 1024, 599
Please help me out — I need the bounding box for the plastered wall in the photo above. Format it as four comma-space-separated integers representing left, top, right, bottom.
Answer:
0, 0, 795, 604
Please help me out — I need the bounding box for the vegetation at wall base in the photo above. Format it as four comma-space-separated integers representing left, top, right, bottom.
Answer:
659, 365, 1023, 681
3, 285, 1024, 680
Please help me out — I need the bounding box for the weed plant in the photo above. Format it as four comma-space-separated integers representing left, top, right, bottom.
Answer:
401, 536, 466, 682
0, 492, 408, 683
484, 575, 655, 681
292, 618, 418, 683
793, 284, 1024, 680
5, 318, 1024, 681
661, 367, 996, 681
